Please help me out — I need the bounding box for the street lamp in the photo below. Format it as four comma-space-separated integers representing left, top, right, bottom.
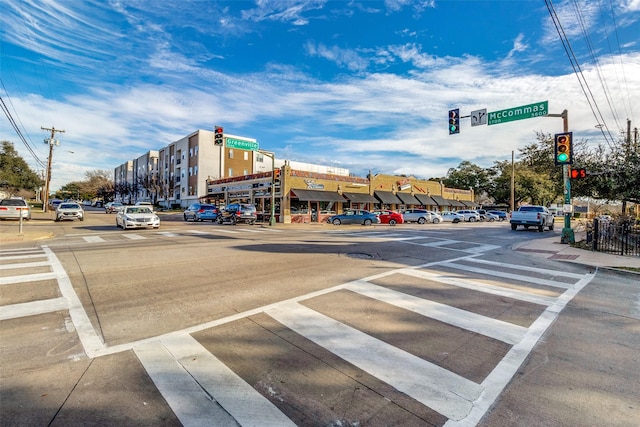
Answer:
258, 150, 276, 226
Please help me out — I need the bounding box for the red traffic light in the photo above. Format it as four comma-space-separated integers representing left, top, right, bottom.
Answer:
214, 126, 224, 145
570, 168, 586, 179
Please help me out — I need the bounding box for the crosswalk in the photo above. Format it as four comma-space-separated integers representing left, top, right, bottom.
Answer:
1, 243, 595, 426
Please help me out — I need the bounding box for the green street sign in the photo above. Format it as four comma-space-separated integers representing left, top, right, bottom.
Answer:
487, 101, 548, 125
225, 137, 259, 151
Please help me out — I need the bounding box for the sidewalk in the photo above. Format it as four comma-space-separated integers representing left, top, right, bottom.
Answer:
513, 230, 640, 271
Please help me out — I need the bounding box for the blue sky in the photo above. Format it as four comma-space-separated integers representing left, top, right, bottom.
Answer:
1, 0, 639, 191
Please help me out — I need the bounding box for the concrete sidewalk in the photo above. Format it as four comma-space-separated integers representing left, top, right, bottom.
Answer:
513, 230, 640, 271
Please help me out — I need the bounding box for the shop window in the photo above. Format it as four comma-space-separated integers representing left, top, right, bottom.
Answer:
229, 149, 234, 159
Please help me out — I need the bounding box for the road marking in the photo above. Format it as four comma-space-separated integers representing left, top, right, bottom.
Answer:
157, 231, 179, 237
161, 334, 296, 427
0, 260, 51, 270
440, 261, 572, 289
122, 233, 147, 240
463, 257, 586, 279
83, 236, 106, 243
346, 280, 527, 345
0, 271, 57, 285
134, 340, 238, 427
266, 302, 483, 421
0, 297, 68, 321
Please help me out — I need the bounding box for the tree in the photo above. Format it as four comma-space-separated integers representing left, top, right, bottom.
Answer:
0, 141, 43, 196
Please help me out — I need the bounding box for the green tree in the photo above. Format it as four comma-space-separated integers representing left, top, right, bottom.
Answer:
0, 141, 43, 196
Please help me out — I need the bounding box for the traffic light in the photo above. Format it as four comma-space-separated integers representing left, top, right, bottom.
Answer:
214, 126, 224, 145
554, 132, 573, 165
570, 168, 586, 179
273, 169, 281, 182
449, 109, 460, 135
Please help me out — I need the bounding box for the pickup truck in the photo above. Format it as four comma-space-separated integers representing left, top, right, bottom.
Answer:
510, 205, 555, 232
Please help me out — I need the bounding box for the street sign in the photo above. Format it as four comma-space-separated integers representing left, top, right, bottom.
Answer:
487, 101, 548, 125
225, 137, 259, 151
470, 109, 487, 126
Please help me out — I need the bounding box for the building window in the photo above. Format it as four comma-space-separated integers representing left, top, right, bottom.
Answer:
243, 151, 249, 161
189, 167, 193, 177
256, 153, 264, 162
194, 165, 198, 176
228, 168, 233, 177
189, 148, 193, 157
229, 149, 234, 159
194, 146, 198, 155
243, 169, 248, 175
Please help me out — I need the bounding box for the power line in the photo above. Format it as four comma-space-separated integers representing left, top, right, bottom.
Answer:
0, 94, 47, 169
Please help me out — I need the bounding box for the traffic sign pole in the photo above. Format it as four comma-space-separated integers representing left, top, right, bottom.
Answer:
547, 109, 574, 244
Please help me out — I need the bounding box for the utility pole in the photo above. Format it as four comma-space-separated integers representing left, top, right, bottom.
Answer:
41, 126, 65, 212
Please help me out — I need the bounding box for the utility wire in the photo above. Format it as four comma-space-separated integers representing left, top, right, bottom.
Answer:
545, 0, 615, 148
0, 95, 47, 169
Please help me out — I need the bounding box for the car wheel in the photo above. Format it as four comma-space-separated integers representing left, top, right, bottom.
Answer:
549, 223, 554, 230
80, 217, 84, 221
453, 219, 460, 223
432, 218, 440, 224
364, 219, 373, 226
489, 218, 495, 222
469, 217, 476, 222
332, 218, 341, 225
389, 219, 397, 226
183, 214, 188, 221
511, 224, 517, 230
538, 225, 544, 232
418, 217, 426, 224
55, 217, 60, 222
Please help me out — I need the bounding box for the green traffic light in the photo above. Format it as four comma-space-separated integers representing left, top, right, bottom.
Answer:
557, 153, 568, 162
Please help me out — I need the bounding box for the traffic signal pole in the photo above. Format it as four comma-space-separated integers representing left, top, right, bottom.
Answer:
547, 109, 574, 244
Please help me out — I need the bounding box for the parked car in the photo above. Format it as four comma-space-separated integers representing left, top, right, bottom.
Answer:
218, 203, 257, 225
475, 209, 499, 222
456, 210, 481, 222
55, 202, 84, 222
105, 202, 124, 213
0, 198, 31, 220
184, 203, 220, 222
327, 210, 380, 225
116, 205, 160, 229
440, 211, 463, 223
372, 210, 404, 225
427, 211, 443, 224
510, 205, 554, 232
402, 209, 432, 224
487, 210, 508, 221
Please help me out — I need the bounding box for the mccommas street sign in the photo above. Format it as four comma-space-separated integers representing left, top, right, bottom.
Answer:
487, 101, 548, 125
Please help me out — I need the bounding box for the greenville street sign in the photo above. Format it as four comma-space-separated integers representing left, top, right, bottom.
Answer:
487, 101, 548, 125
225, 137, 259, 151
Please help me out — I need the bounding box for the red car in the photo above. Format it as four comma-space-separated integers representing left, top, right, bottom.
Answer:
372, 210, 404, 225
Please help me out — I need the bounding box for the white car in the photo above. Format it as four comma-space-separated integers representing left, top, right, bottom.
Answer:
426, 210, 443, 224
440, 211, 464, 223
116, 206, 160, 229
456, 210, 481, 222
55, 202, 84, 222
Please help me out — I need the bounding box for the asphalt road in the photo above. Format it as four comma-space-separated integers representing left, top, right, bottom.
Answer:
1, 209, 638, 426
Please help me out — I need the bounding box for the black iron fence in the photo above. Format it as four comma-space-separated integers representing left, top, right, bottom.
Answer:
587, 218, 640, 257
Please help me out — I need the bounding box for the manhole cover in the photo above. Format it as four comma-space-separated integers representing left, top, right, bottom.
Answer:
346, 252, 375, 259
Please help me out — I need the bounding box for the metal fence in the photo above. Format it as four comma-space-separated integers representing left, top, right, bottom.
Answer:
588, 218, 640, 257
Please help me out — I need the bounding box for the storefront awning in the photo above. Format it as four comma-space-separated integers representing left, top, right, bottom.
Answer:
447, 199, 466, 207
396, 192, 421, 205
343, 192, 377, 203
429, 195, 449, 206
460, 200, 477, 208
291, 189, 346, 202
374, 191, 402, 204
414, 194, 433, 206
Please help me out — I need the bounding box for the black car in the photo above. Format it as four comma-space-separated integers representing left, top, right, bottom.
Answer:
218, 203, 257, 225
487, 210, 508, 221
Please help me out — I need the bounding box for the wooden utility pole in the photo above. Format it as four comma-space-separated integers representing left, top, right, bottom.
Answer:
41, 126, 65, 212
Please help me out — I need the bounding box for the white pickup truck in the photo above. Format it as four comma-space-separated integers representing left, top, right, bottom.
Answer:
510, 205, 555, 232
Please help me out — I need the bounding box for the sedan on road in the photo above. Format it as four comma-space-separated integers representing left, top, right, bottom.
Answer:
441, 211, 464, 223
55, 202, 84, 222
372, 210, 404, 225
116, 206, 160, 229
105, 202, 124, 214
184, 203, 219, 222
0, 198, 31, 220
401, 209, 432, 224
487, 210, 508, 221
327, 210, 380, 226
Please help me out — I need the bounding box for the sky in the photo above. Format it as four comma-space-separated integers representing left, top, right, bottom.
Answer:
1, 0, 639, 192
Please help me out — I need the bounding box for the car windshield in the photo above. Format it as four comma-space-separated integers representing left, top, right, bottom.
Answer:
60, 204, 79, 209
126, 207, 152, 214
0, 199, 27, 206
